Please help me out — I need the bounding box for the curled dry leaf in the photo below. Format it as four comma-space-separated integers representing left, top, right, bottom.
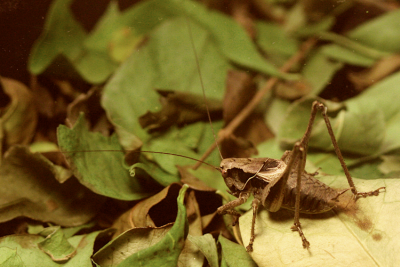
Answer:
112, 183, 181, 237
178, 165, 216, 192
223, 70, 256, 124
37, 226, 76, 261
221, 70, 272, 157
94, 224, 174, 266
274, 79, 312, 100
178, 166, 233, 239
30, 76, 61, 119
348, 54, 400, 91
221, 135, 258, 159
66, 86, 111, 135
0, 76, 38, 148
0, 146, 105, 226
138, 89, 223, 133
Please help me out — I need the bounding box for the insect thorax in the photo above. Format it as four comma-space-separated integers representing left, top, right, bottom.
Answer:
220, 157, 283, 197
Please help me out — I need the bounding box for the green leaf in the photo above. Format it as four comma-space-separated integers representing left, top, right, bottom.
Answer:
257, 138, 287, 162
219, 235, 257, 267
92, 225, 173, 266
0, 235, 58, 267
102, 0, 296, 143
239, 176, 394, 267
318, 31, 389, 60
346, 71, 400, 155
294, 16, 335, 37
28, 0, 117, 83
179, 0, 296, 80
257, 138, 380, 179
84, 1, 123, 52
142, 124, 208, 174
0, 247, 24, 267
29, 0, 85, 75
102, 16, 230, 143
264, 97, 290, 135
0, 228, 104, 267
336, 102, 385, 155
28, 222, 97, 239
347, 9, 400, 53
130, 160, 179, 187
275, 81, 400, 178
85, 2, 145, 63
302, 49, 344, 95
101, 14, 226, 183
188, 234, 218, 267
278, 98, 346, 151
279, 70, 400, 158
37, 226, 75, 261
187, 166, 228, 194
256, 21, 299, 57
320, 44, 375, 67
57, 113, 150, 200
92, 185, 189, 267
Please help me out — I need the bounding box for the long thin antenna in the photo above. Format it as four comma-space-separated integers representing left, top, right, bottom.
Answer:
60, 149, 219, 170
185, 17, 223, 163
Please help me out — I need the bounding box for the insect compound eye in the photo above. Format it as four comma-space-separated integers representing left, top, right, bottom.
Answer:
221, 169, 229, 178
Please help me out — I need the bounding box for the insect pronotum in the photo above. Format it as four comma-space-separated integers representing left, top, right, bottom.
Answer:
58, 5, 386, 253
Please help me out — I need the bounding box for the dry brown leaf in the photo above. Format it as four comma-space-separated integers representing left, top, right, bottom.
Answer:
66, 86, 111, 135
178, 166, 216, 192
0, 146, 104, 226
93, 224, 174, 266
138, 89, 222, 133
274, 79, 312, 100
112, 183, 181, 236
221, 70, 272, 157
0, 76, 37, 148
348, 54, 400, 91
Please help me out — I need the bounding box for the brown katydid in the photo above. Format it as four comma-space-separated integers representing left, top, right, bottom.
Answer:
215, 100, 385, 252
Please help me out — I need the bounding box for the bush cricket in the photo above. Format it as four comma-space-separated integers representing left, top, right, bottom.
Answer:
184, 16, 385, 252
216, 100, 385, 251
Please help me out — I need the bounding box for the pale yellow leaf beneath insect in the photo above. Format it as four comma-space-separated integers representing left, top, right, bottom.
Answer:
240, 176, 397, 267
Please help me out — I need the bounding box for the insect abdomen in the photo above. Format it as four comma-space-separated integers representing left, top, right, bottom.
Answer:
281, 173, 339, 214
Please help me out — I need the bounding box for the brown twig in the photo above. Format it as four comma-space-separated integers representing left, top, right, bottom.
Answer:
193, 37, 317, 169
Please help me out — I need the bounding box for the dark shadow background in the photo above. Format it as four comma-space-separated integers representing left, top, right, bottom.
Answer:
0, 0, 385, 89
0, 0, 115, 86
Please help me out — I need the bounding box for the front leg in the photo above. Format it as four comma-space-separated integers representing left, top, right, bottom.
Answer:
246, 198, 260, 252
217, 192, 250, 226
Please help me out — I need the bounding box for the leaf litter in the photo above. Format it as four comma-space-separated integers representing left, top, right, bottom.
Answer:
1, 0, 400, 266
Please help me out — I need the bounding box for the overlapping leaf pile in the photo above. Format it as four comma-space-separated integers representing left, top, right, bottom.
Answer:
1, 0, 400, 266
